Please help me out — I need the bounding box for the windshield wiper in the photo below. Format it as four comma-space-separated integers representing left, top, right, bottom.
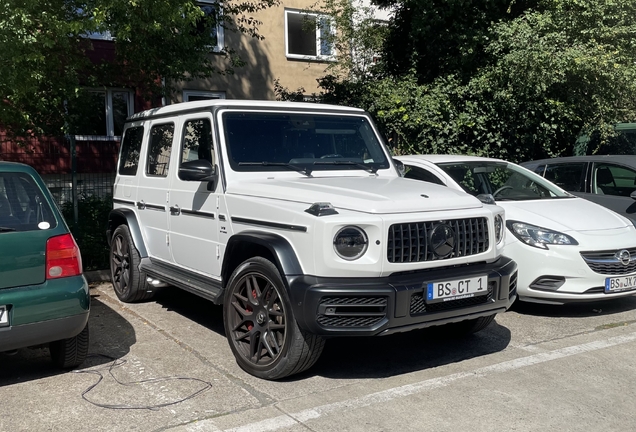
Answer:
313, 160, 379, 174
0, 227, 16, 232
238, 162, 312, 177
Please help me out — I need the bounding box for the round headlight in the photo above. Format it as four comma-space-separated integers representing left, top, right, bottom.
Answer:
495, 214, 504, 244
333, 226, 368, 261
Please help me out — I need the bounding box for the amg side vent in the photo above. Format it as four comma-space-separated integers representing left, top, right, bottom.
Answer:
316, 296, 387, 328
388, 218, 489, 263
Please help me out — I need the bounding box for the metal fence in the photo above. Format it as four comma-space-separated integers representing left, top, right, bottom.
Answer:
0, 134, 119, 221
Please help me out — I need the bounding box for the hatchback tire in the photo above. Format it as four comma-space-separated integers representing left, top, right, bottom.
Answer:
50, 323, 89, 368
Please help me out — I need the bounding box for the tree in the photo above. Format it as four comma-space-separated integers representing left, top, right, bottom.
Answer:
298, 0, 636, 162
0, 0, 278, 137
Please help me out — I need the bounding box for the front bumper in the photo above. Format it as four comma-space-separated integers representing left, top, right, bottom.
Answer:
287, 257, 517, 336
506, 239, 636, 304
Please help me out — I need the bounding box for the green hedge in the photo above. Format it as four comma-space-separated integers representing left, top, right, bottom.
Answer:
62, 195, 112, 272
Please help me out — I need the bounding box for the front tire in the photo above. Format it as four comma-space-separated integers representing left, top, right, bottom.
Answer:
50, 323, 89, 368
110, 225, 154, 302
223, 257, 325, 380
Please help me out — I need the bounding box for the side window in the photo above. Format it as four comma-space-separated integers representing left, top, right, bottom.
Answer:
593, 163, 636, 196
146, 123, 174, 177
404, 165, 445, 186
181, 118, 214, 166
543, 163, 585, 192
118, 126, 144, 176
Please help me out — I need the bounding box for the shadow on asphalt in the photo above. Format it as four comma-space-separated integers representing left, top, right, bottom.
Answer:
150, 286, 512, 381
510, 295, 636, 318
301, 320, 511, 381
0, 295, 136, 387
152, 287, 225, 336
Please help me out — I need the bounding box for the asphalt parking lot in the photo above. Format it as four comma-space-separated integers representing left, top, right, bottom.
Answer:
3, 282, 636, 432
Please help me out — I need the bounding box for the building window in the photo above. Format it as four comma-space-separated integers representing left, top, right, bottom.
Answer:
183, 91, 226, 102
285, 10, 334, 60
197, 1, 224, 52
68, 89, 134, 139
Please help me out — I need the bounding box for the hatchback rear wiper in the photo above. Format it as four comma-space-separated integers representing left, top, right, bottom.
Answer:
238, 162, 312, 176
313, 160, 379, 174
0, 227, 16, 232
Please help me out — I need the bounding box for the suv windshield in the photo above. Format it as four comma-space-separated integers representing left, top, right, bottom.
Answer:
223, 112, 391, 173
437, 161, 573, 201
0, 172, 57, 232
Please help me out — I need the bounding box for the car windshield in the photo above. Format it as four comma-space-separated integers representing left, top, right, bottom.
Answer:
223, 112, 391, 173
436, 161, 573, 201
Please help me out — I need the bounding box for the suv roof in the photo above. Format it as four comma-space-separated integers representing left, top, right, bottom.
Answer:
127, 99, 365, 122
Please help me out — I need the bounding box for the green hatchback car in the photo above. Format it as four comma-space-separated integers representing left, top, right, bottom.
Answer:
0, 162, 90, 368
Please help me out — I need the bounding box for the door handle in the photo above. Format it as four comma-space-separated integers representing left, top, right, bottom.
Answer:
136, 200, 146, 210
170, 205, 181, 215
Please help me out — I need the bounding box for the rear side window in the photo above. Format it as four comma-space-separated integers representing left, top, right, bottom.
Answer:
147, 123, 174, 177
0, 172, 57, 232
118, 126, 144, 176
543, 163, 585, 192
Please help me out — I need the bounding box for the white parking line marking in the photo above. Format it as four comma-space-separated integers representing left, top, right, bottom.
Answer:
186, 332, 636, 432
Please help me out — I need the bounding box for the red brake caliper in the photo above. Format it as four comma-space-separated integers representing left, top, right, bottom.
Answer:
246, 289, 257, 331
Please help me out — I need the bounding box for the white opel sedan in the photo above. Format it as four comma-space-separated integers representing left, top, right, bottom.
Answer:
396, 154, 636, 304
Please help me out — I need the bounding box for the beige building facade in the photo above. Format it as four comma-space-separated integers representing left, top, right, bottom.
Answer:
173, 0, 334, 102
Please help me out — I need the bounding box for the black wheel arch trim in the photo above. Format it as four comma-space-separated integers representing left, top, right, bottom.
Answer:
223, 231, 303, 284
107, 208, 148, 258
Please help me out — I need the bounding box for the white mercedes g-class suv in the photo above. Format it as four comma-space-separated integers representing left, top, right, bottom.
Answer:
108, 100, 517, 380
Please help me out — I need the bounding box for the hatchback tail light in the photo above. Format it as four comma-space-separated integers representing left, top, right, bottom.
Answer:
46, 233, 83, 279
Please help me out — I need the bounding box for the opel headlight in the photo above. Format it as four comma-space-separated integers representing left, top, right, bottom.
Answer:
506, 220, 578, 249
334, 226, 368, 260
495, 214, 504, 244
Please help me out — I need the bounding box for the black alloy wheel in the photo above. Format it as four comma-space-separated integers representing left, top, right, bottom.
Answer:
109, 225, 153, 303
224, 257, 325, 380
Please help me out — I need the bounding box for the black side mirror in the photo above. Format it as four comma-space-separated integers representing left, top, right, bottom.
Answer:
476, 193, 496, 205
393, 158, 405, 177
179, 160, 219, 191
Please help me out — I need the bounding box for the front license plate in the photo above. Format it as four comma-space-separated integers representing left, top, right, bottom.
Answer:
0, 305, 8, 327
605, 274, 636, 293
426, 275, 488, 304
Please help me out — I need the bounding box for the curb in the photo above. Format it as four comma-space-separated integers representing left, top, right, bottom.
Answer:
84, 269, 111, 284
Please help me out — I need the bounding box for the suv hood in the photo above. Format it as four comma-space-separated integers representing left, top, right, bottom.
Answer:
501, 198, 630, 232
227, 176, 482, 214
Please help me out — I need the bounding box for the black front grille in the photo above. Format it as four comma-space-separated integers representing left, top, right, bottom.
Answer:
410, 282, 494, 315
316, 296, 387, 328
581, 248, 636, 275
388, 218, 489, 263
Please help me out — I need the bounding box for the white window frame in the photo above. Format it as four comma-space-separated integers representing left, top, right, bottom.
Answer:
198, 1, 225, 53
74, 88, 134, 140
285, 9, 335, 61
183, 90, 226, 102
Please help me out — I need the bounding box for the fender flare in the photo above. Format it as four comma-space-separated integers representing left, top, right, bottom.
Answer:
107, 208, 148, 258
222, 231, 303, 282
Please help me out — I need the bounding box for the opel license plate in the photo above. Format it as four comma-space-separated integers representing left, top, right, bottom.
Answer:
426, 275, 488, 304
605, 274, 636, 293
0, 305, 8, 327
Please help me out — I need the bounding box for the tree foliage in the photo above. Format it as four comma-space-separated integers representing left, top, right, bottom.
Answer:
292, 0, 636, 162
0, 0, 278, 137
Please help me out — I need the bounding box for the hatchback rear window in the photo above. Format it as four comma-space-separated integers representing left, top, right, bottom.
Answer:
0, 173, 57, 232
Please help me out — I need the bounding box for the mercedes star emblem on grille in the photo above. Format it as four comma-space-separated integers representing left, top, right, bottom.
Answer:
616, 249, 631, 266
430, 223, 456, 258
